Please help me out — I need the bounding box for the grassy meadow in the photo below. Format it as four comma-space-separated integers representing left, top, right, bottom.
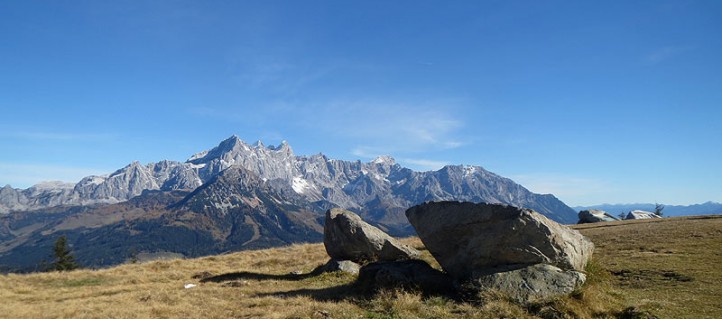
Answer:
1, 215, 720, 318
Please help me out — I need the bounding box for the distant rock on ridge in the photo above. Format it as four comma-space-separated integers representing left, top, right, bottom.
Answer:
625, 210, 662, 220
578, 209, 620, 223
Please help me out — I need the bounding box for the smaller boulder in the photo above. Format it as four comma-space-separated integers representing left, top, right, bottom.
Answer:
324, 208, 420, 263
289, 259, 361, 278
317, 259, 361, 275
467, 264, 586, 304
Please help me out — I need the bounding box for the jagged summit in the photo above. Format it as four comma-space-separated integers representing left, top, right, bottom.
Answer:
188, 136, 295, 165
268, 140, 292, 152
188, 135, 245, 164
371, 155, 396, 165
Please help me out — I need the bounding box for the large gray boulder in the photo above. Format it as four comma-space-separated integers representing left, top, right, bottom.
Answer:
469, 264, 586, 304
405, 201, 594, 280
324, 208, 420, 263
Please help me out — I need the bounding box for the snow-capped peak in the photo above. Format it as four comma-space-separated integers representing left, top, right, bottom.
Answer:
371, 155, 395, 165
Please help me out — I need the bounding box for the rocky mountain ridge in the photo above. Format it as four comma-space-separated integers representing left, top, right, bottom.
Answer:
1, 135, 576, 225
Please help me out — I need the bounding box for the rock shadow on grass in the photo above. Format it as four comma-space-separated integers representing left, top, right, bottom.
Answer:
257, 260, 459, 302
200, 259, 460, 302
254, 284, 359, 302
199, 262, 335, 283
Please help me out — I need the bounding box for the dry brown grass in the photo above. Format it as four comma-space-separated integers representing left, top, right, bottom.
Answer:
1, 216, 720, 318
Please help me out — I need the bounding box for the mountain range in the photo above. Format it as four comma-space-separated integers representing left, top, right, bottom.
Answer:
0, 136, 576, 272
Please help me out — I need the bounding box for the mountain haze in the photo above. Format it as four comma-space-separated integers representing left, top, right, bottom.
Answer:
0, 136, 577, 271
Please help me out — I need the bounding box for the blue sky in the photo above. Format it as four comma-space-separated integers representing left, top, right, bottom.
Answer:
1, 1, 720, 206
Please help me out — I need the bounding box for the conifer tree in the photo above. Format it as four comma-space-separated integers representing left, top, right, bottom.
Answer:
654, 203, 665, 217
52, 235, 79, 271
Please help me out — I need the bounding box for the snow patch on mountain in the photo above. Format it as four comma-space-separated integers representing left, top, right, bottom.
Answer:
84, 176, 107, 186
463, 165, 479, 177
292, 176, 311, 194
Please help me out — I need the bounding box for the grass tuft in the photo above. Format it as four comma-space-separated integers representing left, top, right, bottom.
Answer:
55, 277, 107, 288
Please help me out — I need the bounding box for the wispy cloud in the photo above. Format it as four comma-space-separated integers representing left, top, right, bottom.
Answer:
216, 50, 470, 157
351, 147, 383, 159
190, 97, 469, 159
352, 147, 448, 171
186, 106, 244, 121
313, 99, 467, 155
185, 104, 293, 143
233, 62, 330, 94
225, 48, 339, 96
645, 46, 694, 65
509, 173, 610, 206
1, 130, 117, 142
0, 163, 110, 189
400, 158, 449, 171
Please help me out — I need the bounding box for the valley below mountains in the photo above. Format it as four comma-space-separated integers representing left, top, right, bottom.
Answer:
0, 136, 577, 272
